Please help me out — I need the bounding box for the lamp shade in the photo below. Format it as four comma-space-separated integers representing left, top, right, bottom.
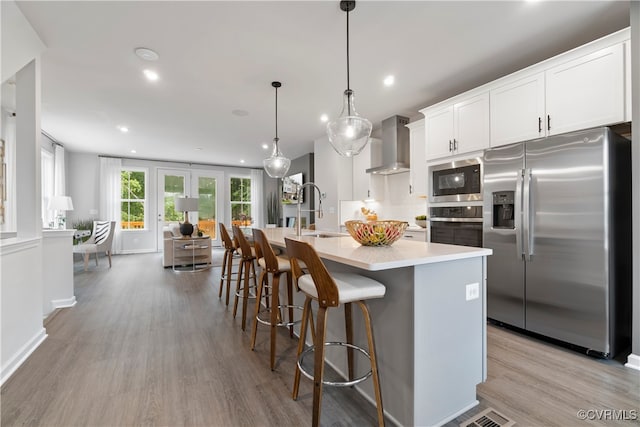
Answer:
47, 196, 74, 211
174, 196, 199, 212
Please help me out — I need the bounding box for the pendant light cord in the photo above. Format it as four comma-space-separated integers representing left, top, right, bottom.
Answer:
274, 84, 279, 147
346, 7, 350, 92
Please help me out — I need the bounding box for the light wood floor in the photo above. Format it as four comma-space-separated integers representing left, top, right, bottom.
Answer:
1, 252, 638, 426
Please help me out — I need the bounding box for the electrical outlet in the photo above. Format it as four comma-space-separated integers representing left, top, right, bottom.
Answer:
466, 283, 480, 301
328, 206, 336, 214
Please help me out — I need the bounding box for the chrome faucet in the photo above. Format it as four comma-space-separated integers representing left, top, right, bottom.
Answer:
296, 182, 324, 236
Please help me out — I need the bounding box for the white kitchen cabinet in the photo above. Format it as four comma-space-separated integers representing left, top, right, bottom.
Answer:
545, 43, 625, 136
490, 73, 545, 147
402, 229, 427, 242
352, 138, 380, 200
625, 41, 631, 122
491, 43, 626, 147
425, 92, 490, 161
407, 119, 426, 197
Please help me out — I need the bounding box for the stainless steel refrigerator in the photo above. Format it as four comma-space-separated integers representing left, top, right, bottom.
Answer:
483, 127, 631, 358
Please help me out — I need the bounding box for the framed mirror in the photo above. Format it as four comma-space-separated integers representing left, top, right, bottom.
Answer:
282, 172, 303, 204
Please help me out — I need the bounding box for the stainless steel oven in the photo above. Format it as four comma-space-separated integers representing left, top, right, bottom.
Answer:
429, 205, 483, 247
429, 158, 482, 203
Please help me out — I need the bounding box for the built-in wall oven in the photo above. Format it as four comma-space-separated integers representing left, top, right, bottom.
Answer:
429, 206, 483, 248
429, 158, 482, 203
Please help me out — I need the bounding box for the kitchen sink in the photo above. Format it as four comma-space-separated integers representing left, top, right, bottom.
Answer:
302, 232, 344, 238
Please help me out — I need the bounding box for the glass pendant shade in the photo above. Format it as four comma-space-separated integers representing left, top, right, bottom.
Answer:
327, 89, 372, 157
263, 138, 291, 178
263, 81, 291, 178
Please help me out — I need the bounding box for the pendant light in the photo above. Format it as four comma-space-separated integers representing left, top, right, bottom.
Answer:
263, 81, 291, 178
326, 0, 372, 157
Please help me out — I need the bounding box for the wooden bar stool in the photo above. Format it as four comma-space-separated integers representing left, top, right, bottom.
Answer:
232, 225, 258, 331
250, 228, 305, 370
218, 223, 240, 306
285, 237, 386, 427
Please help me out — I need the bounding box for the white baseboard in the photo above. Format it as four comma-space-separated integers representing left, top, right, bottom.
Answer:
625, 353, 640, 371
51, 296, 77, 309
1, 328, 47, 386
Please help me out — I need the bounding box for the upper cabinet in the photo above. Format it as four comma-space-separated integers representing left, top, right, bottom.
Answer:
421, 29, 630, 153
625, 41, 632, 123
491, 44, 625, 147
490, 73, 545, 146
424, 92, 490, 161
545, 44, 624, 136
407, 119, 426, 197
352, 138, 381, 201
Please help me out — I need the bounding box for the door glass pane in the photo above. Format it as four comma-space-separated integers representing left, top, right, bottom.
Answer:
197, 176, 217, 238
164, 175, 185, 222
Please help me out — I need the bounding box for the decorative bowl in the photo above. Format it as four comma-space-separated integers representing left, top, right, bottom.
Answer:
345, 220, 409, 246
415, 220, 427, 228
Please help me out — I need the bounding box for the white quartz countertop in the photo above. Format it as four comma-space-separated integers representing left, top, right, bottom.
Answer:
262, 227, 492, 271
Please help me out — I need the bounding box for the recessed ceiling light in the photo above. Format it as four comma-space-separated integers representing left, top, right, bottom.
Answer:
134, 47, 159, 61
320, 114, 329, 122
195, 147, 203, 151
383, 75, 395, 86
240, 159, 245, 164
118, 125, 129, 133
143, 69, 159, 81
262, 143, 269, 150
130, 149, 137, 154
232, 109, 249, 117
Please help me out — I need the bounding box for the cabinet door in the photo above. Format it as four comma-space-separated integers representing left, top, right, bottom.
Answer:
408, 119, 426, 197
425, 106, 454, 160
490, 73, 545, 147
625, 41, 631, 122
454, 92, 490, 154
352, 141, 373, 200
546, 44, 624, 136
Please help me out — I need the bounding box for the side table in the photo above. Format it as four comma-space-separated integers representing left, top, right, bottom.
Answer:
172, 236, 212, 272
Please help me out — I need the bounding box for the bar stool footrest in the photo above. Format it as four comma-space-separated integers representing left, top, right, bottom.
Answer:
256, 305, 304, 327
297, 342, 373, 387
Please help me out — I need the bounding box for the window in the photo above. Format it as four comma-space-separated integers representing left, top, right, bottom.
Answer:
230, 177, 251, 226
121, 169, 146, 230
41, 149, 55, 227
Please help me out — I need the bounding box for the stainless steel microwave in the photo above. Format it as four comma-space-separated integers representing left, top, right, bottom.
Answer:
429, 158, 482, 203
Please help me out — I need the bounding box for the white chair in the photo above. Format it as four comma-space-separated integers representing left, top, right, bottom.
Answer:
74, 220, 115, 271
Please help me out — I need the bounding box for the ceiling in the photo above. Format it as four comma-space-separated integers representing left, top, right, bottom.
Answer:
9, 1, 630, 169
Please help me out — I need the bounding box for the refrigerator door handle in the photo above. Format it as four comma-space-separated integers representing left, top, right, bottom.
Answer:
523, 168, 533, 261
515, 169, 524, 259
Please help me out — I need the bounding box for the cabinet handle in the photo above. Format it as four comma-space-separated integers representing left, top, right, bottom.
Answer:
453, 139, 458, 151
409, 184, 413, 194
367, 190, 370, 198
547, 115, 551, 131
449, 140, 453, 152
538, 117, 542, 133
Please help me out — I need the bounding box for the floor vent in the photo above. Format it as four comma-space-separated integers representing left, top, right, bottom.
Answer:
460, 408, 516, 427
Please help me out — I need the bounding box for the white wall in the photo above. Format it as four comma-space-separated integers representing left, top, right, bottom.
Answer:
628, 1, 640, 370
0, 1, 47, 385
66, 152, 261, 252
1, 1, 46, 82
313, 134, 353, 231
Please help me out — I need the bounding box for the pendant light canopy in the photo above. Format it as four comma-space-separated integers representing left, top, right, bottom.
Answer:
263, 81, 291, 178
326, 0, 372, 157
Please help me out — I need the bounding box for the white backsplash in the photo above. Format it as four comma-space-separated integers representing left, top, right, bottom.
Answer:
339, 173, 427, 226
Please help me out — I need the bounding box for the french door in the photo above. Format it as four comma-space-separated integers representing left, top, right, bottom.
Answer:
157, 169, 223, 250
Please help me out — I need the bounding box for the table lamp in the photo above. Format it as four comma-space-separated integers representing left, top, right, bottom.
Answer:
174, 196, 199, 237
47, 196, 74, 229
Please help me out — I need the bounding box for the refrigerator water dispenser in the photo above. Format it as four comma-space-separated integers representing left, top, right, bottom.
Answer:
492, 191, 514, 229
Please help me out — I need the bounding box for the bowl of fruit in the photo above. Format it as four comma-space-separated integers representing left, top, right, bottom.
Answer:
345, 220, 408, 246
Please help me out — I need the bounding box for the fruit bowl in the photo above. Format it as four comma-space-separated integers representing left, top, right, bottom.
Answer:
345, 220, 409, 246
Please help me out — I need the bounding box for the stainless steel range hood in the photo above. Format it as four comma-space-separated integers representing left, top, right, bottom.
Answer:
366, 115, 410, 175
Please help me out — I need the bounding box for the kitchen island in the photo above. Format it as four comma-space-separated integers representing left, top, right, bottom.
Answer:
261, 227, 492, 427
